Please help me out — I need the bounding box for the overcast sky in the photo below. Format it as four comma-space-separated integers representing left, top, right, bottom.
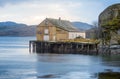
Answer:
0, 0, 120, 25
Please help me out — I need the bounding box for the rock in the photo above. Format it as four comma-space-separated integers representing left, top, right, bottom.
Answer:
98, 72, 120, 79
37, 74, 59, 78
99, 3, 120, 26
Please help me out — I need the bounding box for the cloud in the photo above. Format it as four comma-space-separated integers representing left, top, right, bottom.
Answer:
0, 0, 119, 25
0, 0, 84, 24
0, 0, 29, 7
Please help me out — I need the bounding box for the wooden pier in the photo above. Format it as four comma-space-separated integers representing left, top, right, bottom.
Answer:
29, 41, 98, 55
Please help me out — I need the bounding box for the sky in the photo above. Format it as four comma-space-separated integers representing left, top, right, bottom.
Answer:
0, 0, 120, 25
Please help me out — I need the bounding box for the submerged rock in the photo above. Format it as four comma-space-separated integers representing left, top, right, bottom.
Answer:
37, 74, 59, 78
104, 69, 113, 72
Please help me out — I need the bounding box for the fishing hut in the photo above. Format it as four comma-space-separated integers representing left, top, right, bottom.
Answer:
29, 18, 99, 54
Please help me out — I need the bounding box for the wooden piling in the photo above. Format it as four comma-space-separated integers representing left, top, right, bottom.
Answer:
29, 41, 98, 55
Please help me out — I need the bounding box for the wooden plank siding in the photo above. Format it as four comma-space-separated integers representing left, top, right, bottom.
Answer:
36, 18, 69, 41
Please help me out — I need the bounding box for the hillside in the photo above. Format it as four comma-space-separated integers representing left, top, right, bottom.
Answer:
72, 22, 93, 31
0, 21, 36, 36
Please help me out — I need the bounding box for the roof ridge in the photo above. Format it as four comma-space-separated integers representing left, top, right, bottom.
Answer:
46, 18, 69, 22
45, 18, 80, 32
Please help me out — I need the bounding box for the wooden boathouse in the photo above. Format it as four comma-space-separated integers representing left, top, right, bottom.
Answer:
36, 18, 86, 41
29, 18, 99, 54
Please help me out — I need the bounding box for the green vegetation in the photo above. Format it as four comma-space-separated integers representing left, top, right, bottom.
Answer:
60, 38, 100, 44
101, 17, 120, 45
102, 17, 120, 31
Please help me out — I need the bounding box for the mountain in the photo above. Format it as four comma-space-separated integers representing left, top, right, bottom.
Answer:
0, 21, 27, 27
0, 21, 36, 36
72, 22, 93, 31
0, 21, 93, 36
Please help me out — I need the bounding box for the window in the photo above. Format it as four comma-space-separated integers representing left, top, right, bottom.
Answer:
44, 35, 49, 41
72, 34, 74, 38
44, 29, 49, 34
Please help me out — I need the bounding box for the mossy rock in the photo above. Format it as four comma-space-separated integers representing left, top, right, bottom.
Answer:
99, 72, 120, 79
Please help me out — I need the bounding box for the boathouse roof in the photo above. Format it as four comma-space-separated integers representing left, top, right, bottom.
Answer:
46, 18, 79, 32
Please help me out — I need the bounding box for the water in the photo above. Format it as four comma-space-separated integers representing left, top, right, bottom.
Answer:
0, 37, 120, 79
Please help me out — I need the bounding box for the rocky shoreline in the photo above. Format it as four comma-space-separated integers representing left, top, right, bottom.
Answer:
98, 45, 120, 55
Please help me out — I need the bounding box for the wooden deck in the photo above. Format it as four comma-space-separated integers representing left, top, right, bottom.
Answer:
29, 41, 98, 55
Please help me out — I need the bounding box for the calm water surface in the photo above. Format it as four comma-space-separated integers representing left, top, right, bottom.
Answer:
0, 37, 120, 79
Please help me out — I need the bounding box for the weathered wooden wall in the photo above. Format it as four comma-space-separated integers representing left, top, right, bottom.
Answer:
36, 19, 69, 41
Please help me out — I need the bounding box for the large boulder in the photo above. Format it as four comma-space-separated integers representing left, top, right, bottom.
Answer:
99, 3, 120, 27
99, 3, 120, 45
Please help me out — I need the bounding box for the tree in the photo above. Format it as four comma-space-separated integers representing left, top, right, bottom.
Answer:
91, 21, 99, 39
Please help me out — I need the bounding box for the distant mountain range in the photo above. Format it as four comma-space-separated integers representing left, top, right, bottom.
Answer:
72, 22, 93, 31
0, 21, 36, 36
0, 21, 93, 36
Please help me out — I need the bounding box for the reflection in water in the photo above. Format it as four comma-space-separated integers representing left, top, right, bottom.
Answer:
36, 54, 99, 79
37, 54, 69, 63
36, 54, 120, 79
101, 55, 120, 67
